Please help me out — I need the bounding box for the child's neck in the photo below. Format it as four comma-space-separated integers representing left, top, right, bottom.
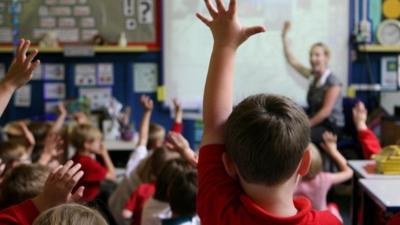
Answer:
241, 177, 298, 217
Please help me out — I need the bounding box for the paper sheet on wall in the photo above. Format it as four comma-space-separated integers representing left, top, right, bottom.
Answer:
44, 64, 65, 80
133, 63, 158, 93
79, 87, 112, 110
32, 65, 43, 80
44, 83, 66, 99
97, 63, 114, 85
75, 64, 97, 86
44, 101, 60, 113
14, 85, 32, 107
0, 63, 5, 80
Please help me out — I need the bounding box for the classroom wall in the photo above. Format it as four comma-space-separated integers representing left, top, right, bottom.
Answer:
0, 52, 197, 148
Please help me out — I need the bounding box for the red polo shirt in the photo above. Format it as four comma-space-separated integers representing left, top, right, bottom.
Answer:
72, 153, 107, 202
124, 182, 156, 225
0, 200, 39, 225
197, 144, 342, 225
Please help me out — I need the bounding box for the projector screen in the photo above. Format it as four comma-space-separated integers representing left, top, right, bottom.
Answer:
163, 0, 349, 111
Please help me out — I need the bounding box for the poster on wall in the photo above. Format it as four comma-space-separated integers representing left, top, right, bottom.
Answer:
32, 64, 43, 80
44, 64, 65, 80
44, 83, 66, 99
133, 63, 158, 93
75, 64, 96, 86
79, 87, 112, 110
97, 63, 114, 85
381, 57, 398, 91
14, 85, 31, 107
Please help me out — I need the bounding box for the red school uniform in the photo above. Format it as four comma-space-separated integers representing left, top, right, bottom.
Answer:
0, 200, 39, 225
358, 128, 381, 159
124, 182, 156, 225
387, 213, 400, 225
197, 144, 343, 225
72, 153, 108, 202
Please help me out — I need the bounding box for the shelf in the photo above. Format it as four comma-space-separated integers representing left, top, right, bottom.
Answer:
358, 44, 400, 53
0, 45, 159, 53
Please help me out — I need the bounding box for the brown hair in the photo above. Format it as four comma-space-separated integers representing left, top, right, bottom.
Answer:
1, 164, 49, 208
168, 169, 197, 217
225, 94, 310, 185
154, 158, 193, 202
136, 147, 179, 183
70, 124, 102, 150
33, 203, 107, 225
0, 141, 27, 167
310, 42, 331, 58
303, 143, 322, 181
148, 123, 166, 149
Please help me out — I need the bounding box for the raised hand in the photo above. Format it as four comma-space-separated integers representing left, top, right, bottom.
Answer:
4, 39, 40, 89
196, 0, 266, 49
140, 95, 154, 112
282, 21, 291, 38
166, 132, 198, 167
320, 131, 338, 154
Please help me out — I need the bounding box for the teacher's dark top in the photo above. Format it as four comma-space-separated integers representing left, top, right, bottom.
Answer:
307, 73, 344, 128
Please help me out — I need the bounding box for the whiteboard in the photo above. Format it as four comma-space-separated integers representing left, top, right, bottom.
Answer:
163, 0, 349, 110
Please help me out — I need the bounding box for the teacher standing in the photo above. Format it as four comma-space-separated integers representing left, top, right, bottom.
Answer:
282, 21, 344, 144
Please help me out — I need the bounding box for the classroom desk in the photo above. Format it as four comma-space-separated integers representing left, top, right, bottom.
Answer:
360, 179, 400, 225
104, 139, 137, 168
349, 160, 400, 225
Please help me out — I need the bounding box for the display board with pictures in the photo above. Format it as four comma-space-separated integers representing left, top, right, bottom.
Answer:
0, 0, 157, 45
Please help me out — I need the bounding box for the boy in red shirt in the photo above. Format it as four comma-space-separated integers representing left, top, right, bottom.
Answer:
196, 1, 342, 224
70, 124, 116, 202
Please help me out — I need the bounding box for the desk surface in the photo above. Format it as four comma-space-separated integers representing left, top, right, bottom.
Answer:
360, 179, 400, 212
348, 160, 400, 179
104, 140, 137, 151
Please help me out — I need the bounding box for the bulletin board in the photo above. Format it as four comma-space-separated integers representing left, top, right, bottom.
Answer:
0, 0, 158, 46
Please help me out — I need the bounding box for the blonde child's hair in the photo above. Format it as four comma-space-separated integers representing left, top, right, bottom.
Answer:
302, 143, 323, 181
0, 141, 27, 167
70, 124, 102, 150
310, 42, 331, 58
148, 123, 166, 148
33, 203, 107, 225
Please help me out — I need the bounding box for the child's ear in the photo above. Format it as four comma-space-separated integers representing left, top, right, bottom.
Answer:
222, 152, 238, 179
297, 147, 311, 176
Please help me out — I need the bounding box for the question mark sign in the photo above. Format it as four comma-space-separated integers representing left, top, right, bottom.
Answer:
140, 1, 151, 23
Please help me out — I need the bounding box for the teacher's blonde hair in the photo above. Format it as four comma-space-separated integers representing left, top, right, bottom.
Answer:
33, 203, 107, 225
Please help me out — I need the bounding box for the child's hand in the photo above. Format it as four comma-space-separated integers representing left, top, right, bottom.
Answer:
282, 21, 291, 38
3, 39, 40, 89
140, 95, 153, 112
122, 209, 133, 219
173, 98, 182, 113
73, 112, 90, 125
17, 121, 35, 147
166, 132, 198, 167
57, 102, 67, 116
41, 133, 64, 164
320, 131, 338, 154
196, 0, 265, 49
352, 102, 368, 131
32, 160, 85, 212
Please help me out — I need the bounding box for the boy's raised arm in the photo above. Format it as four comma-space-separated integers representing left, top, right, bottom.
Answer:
0, 39, 40, 118
137, 95, 153, 147
197, 0, 265, 145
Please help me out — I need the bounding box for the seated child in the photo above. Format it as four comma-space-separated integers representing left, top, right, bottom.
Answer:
141, 158, 194, 225
70, 124, 116, 202
352, 101, 381, 159
110, 96, 183, 225
196, 1, 342, 224
161, 169, 199, 225
294, 133, 353, 221
33, 203, 107, 225
0, 160, 85, 225
0, 164, 49, 209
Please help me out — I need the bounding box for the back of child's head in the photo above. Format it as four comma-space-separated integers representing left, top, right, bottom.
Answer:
33, 203, 107, 225
1, 164, 49, 208
168, 169, 197, 217
225, 94, 310, 186
154, 158, 193, 202
28, 121, 52, 144
0, 141, 28, 168
148, 123, 166, 149
70, 124, 102, 150
302, 143, 322, 181
136, 146, 179, 182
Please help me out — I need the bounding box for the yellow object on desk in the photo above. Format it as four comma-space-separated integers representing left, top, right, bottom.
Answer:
374, 145, 400, 174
